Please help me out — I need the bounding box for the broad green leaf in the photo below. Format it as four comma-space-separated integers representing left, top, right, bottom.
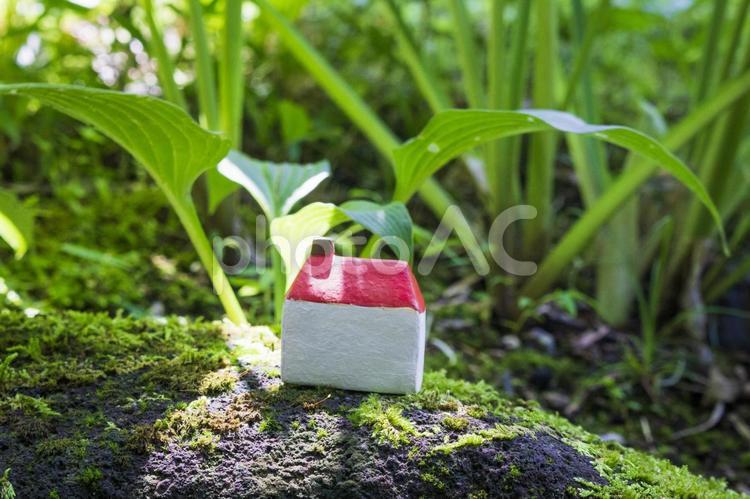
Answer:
206, 169, 240, 214
270, 202, 349, 286
270, 200, 414, 287
0, 83, 247, 325
0, 84, 229, 201
521, 69, 750, 300
0, 189, 33, 259
340, 200, 413, 259
393, 109, 725, 247
279, 99, 312, 145
218, 149, 330, 219
60, 243, 132, 270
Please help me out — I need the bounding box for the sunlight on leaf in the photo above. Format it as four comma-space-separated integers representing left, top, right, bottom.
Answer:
393, 109, 725, 248
0, 84, 229, 200
0, 83, 247, 324
206, 169, 240, 214
0, 189, 33, 259
270, 202, 349, 286
270, 200, 414, 287
218, 150, 330, 219
340, 200, 413, 259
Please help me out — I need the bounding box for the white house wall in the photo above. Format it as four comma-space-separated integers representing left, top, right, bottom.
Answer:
281, 300, 426, 394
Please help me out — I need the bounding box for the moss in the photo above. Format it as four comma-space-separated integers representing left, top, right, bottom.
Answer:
36, 436, 89, 460
0, 313, 740, 498
188, 430, 219, 451
442, 415, 469, 431
151, 396, 251, 452
0, 469, 14, 499
259, 412, 282, 433
140, 350, 231, 393
0, 184, 230, 318
433, 433, 486, 454
125, 424, 158, 455
420, 472, 445, 490
349, 395, 418, 447
0, 311, 226, 395
432, 424, 529, 454
198, 369, 238, 395
466, 405, 488, 419
508, 464, 522, 479
0, 394, 61, 441
75, 466, 102, 489
412, 371, 509, 411
573, 443, 739, 498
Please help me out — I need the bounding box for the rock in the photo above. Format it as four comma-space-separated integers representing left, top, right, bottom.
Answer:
0, 311, 740, 498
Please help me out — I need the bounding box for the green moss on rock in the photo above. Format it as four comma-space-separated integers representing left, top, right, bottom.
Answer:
0, 311, 741, 498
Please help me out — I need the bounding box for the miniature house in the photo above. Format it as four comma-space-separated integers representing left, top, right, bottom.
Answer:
281, 238, 426, 394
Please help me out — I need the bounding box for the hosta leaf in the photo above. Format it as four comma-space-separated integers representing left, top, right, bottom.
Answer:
0, 189, 33, 259
270, 202, 349, 285
206, 169, 240, 214
218, 150, 330, 219
0, 84, 230, 201
393, 109, 725, 246
0, 83, 247, 324
340, 200, 413, 259
271, 200, 414, 287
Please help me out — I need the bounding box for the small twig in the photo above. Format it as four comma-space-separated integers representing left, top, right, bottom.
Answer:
640, 416, 654, 444
671, 402, 725, 440
302, 394, 332, 410
660, 358, 687, 388
728, 413, 750, 443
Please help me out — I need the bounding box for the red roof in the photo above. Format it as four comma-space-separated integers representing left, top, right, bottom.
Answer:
286, 254, 425, 312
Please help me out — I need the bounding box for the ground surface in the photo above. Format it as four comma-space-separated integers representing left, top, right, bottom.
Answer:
0, 311, 740, 498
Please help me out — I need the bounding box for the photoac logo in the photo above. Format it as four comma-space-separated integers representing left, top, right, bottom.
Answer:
210, 204, 538, 294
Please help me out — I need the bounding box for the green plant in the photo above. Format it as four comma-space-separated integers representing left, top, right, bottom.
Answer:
218, 150, 332, 319
0, 353, 18, 391
0, 188, 33, 259
0, 84, 246, 324
252, 0, 485, 273
140, 0, 244, 215
0, 469, 14, 499
256, 0, 750, 329
219, 149, 413, 320
271, 201, 412, 277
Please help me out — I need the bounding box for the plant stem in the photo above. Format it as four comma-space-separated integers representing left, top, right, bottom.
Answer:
172, 195, 247, 325
220, 0, 244, 147
188, 0, 219, 130
485, 0, 507, 214
271, 246, 285, 321
692, 0, 727, 106
673, 40, 750, 269
142, 0, 187, 109
524, 0, 558, 256
561, 0, 606, 110
705, 254, 750, 304
521, 69, 750, 300
719, 0, 750, 80
381, 0, 451, 112
254, 0, 487, 260
448, 0, 485, 108
493, 0, 531, 212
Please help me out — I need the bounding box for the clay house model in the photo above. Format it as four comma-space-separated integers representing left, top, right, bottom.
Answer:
281, 238, 426, 394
